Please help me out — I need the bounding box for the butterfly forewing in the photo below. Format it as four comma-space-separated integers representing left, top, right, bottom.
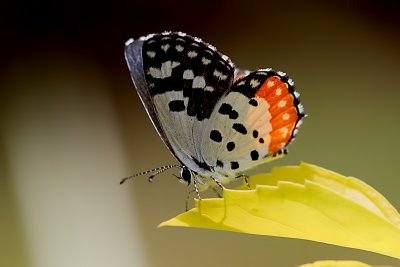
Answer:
125, 32, 235, 173
125, 38, 176, 154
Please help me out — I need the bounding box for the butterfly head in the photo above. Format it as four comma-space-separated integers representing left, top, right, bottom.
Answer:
179, 166, 192, 185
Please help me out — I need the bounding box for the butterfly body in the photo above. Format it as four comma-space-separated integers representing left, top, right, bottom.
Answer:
124, 32, 304, 189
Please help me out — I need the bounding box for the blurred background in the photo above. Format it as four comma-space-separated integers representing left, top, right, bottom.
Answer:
1, 0, 400, 266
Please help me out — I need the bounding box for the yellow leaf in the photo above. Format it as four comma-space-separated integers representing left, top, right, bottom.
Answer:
159, 163, 400, 259
297, 260, 390, 267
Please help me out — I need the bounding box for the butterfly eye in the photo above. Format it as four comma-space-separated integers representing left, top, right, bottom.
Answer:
180, 167, 192, 184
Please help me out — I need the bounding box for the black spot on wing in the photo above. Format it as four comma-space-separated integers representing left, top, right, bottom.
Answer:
259, 138, 264, 143
230, 161, 239, 170
226, 141, 235, 151
229, 110, 238, 119
219, 103, 239, 120
252, 130, 259, 138
168, 100, 185, 112
216, 160, 223, 168
192, 157, 211, 171
249, 99, 258, 106
210, 130, 222, 143
232, 123, 247, 134
218, 103, 232, 115
250, 150, 259, 160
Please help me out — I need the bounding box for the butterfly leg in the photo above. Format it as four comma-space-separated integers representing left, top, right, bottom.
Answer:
211, 186, 222, 198
210, 176, 224, 191
235, 173, 251, 189
193, 177, 201, 200
185, 189, 196, 211
235, 173, 248, 179
244, 176, 251, 189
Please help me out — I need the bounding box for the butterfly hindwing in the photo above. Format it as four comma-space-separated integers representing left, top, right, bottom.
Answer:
201, 69, 304, 179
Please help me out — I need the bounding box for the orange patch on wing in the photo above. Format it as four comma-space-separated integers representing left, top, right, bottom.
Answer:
255, 76, 299, 155
256, 77, 288, 106
269, 94, 295, 117
269, 120, 297, 154
270, 106, 298, 129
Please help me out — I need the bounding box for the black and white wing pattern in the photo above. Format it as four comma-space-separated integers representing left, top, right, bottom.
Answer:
201, 69, 304, 182
125, 32, 304, 188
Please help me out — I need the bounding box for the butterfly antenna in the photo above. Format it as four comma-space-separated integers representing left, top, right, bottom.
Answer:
120, 164, 180, 185
147, 165, 177, 183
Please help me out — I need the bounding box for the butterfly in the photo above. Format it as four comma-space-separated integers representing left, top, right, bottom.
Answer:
121, 31, 305, 195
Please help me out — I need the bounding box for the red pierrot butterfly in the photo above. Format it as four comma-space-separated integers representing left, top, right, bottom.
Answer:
121, 31, 305, 196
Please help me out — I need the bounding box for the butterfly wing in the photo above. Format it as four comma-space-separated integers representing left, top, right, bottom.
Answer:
200, 69, 304, 179
125, 32, 235, 171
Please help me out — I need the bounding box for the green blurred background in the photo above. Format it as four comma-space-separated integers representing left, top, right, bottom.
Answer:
1, 0, 399, 266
